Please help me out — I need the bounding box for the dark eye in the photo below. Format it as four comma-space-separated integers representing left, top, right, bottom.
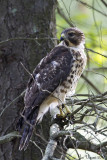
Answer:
68, 32, 75, 36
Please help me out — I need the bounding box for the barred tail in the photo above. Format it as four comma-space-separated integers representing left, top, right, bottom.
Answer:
17, 107, 39, 151
19, 119, 35, 151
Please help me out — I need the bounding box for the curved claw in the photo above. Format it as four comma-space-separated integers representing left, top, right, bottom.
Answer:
57, 104, 71, 118
57, 105, 65, 117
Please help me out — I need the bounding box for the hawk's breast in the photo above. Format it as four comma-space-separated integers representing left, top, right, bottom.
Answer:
53, 49, 87, 102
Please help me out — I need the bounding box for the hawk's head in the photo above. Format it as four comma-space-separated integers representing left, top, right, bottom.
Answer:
60, 27, 85, 47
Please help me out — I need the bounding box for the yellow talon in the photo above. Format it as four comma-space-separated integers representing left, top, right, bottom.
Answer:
62, 104, 71, 114
57, 105, 65, 117
57, 104, 71, 118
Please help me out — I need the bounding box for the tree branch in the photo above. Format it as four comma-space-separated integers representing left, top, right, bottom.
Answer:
81, 74, 101, 94
101, 0, 107, 7
57, 6, 75, 27
76, 0, 107, 17
42, 124, 60, 160
64, 132, 106, 158
0, 131, 20, 144
0, 37, 58, 47
86, 48, 107, 59
0, 90, 25, 117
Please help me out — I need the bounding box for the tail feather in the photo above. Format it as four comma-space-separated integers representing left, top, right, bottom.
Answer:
23, 126, 34, 151
18, 107, 39, 151
16, 117, 24, 131
19, 124, 33, 151
16, 110, 25, 131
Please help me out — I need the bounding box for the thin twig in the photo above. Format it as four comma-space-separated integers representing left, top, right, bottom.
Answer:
0, 90, 25, 117
20, 62, 35, 81
81, 74, 101, 94
86, 48, 107, 58
0, 37, 58, 46
57, 6, 75, 27
30, 140, 44, 157
76, 0, 107, 17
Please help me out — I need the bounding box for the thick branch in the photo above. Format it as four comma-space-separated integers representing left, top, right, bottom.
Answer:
65, 132, 107, 158
42, 124, 60, 160
51, 130, 107, 158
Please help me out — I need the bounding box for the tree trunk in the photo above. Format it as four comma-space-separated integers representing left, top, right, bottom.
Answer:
0, 0, 57, 160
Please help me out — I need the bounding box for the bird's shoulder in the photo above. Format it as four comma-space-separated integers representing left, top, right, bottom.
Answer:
34, 45, 71, 72
27, 45, 72, 87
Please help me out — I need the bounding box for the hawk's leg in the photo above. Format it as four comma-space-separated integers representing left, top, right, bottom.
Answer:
57, 104, 71, 118
62, 104, 71, 114
57, 105, 65, 117
55, 104, 71, 128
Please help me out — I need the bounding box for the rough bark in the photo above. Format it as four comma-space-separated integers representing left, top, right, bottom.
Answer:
0, 0, 57, 160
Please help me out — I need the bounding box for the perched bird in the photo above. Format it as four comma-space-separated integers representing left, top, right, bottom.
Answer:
17, 27, 87, 151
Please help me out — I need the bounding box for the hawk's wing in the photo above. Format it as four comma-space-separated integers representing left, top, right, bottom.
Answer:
25, 46, 73, 110
18, 45, 74, 150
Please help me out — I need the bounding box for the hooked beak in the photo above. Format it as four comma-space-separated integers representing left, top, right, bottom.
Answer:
60, 33, 66, 42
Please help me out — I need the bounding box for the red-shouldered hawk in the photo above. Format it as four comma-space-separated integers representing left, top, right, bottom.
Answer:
17, 27, 87, 151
